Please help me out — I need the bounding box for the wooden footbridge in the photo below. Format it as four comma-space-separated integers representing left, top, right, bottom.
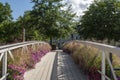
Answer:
0, 41, 120, 80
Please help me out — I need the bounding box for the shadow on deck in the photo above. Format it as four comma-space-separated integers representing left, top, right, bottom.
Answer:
24, 50, 88, 80
51, 51, 88, 80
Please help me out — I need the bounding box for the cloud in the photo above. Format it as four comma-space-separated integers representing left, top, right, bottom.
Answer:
67, 0, 93, 16
79, 2, 89, 10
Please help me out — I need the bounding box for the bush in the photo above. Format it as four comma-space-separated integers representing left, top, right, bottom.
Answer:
63, 41, 102, 80
63, 41, 120, 80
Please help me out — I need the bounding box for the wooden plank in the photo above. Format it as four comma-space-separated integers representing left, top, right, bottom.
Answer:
24, 52, 50, 80
56, 52, 88, 80
46, 52, 56, 80
24, 52, 57, 80
24, 51, 88, 80
34, 53, 50, 80
40, 52, 56, 80
37, 53, 53, 80
51, 52, 58, 80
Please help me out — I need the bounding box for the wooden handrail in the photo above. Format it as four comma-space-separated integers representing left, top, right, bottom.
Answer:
0, 41, 46, 80
79, 41, 120, 56
78, 41, 119, 80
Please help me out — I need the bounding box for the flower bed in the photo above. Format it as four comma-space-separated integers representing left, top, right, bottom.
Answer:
2, 43, 51, 80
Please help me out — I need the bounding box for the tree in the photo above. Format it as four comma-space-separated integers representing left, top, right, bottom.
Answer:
17, 10, 49, 41
0, 2, 12, 23
30, 0, 76, 44
78, 0, 120, 43
0, 2, 14, 43
57, 5, 76, 38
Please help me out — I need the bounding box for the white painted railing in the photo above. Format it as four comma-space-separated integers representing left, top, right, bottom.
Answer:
79, 41, 120, 80
0, 41, 46, 80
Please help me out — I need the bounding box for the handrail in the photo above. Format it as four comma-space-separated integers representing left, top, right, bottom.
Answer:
79, 41, 120, 56
0, 41, 45, 53
0, 41, 46, 80
0, 42, 28, 49
0, 41, 44, 50
78, 40, 119, 80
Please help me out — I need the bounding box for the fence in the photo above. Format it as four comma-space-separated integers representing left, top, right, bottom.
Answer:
79, 41, 120, 80
0, 41, 46, 80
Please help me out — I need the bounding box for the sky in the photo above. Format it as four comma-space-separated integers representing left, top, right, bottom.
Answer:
0, 0, 93, 20
0, 0, 34, 20
67, 0, 93, 16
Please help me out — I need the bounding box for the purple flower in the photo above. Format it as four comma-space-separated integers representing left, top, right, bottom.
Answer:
8, 44, 51, 80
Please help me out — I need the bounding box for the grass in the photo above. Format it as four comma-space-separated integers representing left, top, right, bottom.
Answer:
63, 40, 120, 80
0, 42, 51, 80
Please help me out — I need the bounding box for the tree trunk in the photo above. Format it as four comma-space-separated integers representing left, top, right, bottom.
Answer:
50, 36, 52, 45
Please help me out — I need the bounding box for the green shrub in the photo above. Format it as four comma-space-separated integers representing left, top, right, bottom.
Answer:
63, 41, 120, 80
63, 41, 103, 80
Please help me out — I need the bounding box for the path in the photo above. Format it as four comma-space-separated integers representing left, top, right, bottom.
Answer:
24, 50, 88, 80
24, 52, 56, 80
51, 51, 88, 80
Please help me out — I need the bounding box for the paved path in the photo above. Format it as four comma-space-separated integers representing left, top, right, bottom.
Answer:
24, 50, 88, 80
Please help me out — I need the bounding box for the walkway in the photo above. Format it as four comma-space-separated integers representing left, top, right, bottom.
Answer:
24, 50, 88, 80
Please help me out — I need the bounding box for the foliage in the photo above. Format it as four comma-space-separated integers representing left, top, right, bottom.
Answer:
63, 40, 120, 80
0, 21, 21, 43
0, 2, 14, 43
0, 0, 76, 43
0, 2, 12, 22
63, 41, 109, 80
30, 0, 76, 40
16, 11, 41, 41
78, 0, 120, 42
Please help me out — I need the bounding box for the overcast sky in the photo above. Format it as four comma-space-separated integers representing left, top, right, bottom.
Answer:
68, 0, 93, 16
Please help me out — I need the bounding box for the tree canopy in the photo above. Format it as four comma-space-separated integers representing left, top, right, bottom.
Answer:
30, 0, 76, 40
78, 0, 120, 42
0, 2, 15, 43
0, 0, 77, 44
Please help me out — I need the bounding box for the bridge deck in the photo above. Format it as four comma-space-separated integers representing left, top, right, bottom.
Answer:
24, 50, 88, 80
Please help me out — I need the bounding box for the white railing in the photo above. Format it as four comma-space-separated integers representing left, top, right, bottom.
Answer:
79, 41, 120, 80
0, 41, 46, 80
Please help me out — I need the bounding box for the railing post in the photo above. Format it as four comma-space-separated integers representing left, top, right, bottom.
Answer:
106, 52, 117, 80
2, 52, 7, 80
101, 51, 105, 80
109, 52, 113, 79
